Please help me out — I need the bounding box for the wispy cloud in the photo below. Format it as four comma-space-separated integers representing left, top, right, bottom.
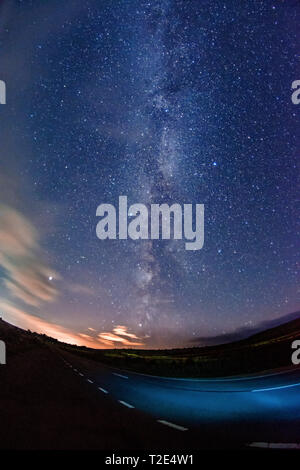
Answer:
113, 325, 141, 339
66, 282, 95, 296
0, 300, 100, 348
0, 204, 59, 307
98, 325, 144, 347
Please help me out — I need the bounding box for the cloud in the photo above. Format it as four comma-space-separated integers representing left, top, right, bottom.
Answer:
98, 325, 144, 347
66, 282, 95, 296
3, 279, 41, 307
0, 204, 59, 307
78, 333, 93, 340
113, 325, 141, 339
0, 300, 100, 348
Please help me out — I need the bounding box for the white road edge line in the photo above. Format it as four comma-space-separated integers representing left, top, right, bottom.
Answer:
113, 373, 128, 379
98, 387, 109, 394
252, 382, 300, 392
79, 373, 84, 377
118, 400, 134, 408
157, 420, 188, 431
87, 379, 94, 384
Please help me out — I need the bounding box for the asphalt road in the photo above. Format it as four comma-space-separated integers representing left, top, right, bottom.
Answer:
61, 351, 300, 446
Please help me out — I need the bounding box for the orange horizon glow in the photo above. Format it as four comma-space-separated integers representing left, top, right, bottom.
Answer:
0, 300, 145, 349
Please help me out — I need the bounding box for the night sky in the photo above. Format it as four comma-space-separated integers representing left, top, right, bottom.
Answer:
0, 0, 299, 348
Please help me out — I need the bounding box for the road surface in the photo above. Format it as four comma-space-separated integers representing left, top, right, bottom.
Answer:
60, 351, 300, 447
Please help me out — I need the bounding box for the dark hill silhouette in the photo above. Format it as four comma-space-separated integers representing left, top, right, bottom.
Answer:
190, 311, 300, 347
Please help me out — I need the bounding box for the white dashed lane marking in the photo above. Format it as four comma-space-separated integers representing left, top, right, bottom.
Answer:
113, 373, 128, 379
64, 359, 188, 432
118, 400, 134, 408
157, 420, 188, 431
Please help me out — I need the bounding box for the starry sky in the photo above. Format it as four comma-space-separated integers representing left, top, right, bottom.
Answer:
0, 0, 299, 349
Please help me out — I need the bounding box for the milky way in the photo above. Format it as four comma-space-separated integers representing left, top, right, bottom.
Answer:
0, 0, 299, 348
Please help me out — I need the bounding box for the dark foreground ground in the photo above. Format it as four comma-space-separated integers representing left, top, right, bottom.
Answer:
0, 318, 299, 451
0, 320, 234, 450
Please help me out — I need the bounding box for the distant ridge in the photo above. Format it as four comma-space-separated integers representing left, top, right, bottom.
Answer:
190, 310, 300, 347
